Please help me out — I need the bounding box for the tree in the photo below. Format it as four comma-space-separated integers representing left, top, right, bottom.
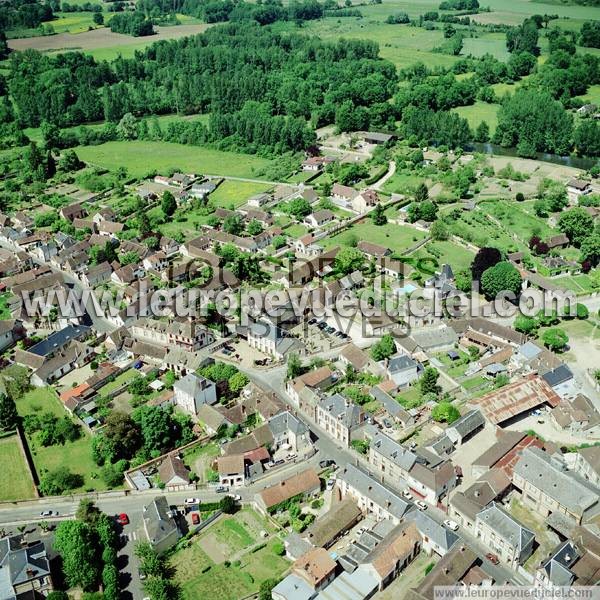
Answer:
580, 233, 600, 266
494, 89, 572, 156
58, 149, 83, 172
116, 113, 138, 140
514, 315, 537, 335
480, 261, 522, 300
220, 495, 236, 514
558, 208, 594, 246
454, 269, 472, 293
370, 334, 396, 361
93, 11, 104, 24
286, 353, 304, 380
371, 203, 387, 226
335, 247, 365, 275
474, 121, 490, 143
431, 402, 460, 424
259, 579, 281, 600
228, 371, 249, 395
415, 182, 429, 202
131, 405, 175, 454
471, 247, 502, 282
138, 212, 151, 238
287, 198, 312, 219
161, 191, 177, 217
54, 520, 100, 590
506, 18, 539, 55
246, 219, 263, 235
544, 182, 568, 213
420, 367, 441, 396
576, 303, 589, 320
39, 467, 83, 496
272, 235, 287, 250
223, 214, 244, 235
135, 542, 163, 578
0, 393, 18, 432
542, 328, 569, 352
430, 220, 449, 241
47, 593, 69, 600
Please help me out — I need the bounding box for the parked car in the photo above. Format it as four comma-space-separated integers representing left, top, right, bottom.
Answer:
308, 318, 317, 325
326, 479, 335, 490
40, 510, 58, 518
416, 501, 428, 510
326, 326, 335, 334
486, 553, 500, 565
191, 513, 200, 525
383, 418, 393, 429
401, 490, 413, 500
228, 494, 242, 502
216, 485, 229, 493
184, 498, 200, 506
139, 568, 147, 581
319, 459, 335, 469
443, 519, 459, 531
117, 513, 129, 526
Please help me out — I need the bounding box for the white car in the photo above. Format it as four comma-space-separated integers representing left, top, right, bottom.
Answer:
229, 494, 242, 502
184, 498, 200, 505
401, 490, 413, 500
416, 501, 428, 510
443, 519, 460, 531
326, 479, 335, 490
40, 510, 58, 518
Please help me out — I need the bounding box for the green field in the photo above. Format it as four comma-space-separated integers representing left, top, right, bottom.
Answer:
0, 435, 37, 501
16, 388, 108, 494
323, 221, 427, 255
275, 18, 459, 70
75, 141, 276, 179
453, 102, 500, 135
209, 180, 272, 209
462, 34, 511, 62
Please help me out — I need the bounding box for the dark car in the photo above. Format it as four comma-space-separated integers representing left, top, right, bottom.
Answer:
319, 459, 336, 469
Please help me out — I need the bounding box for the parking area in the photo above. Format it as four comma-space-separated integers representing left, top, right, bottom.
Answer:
215, 339, 274, 369
292, 320, 349, 353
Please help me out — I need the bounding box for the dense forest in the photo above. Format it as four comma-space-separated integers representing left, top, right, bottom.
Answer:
0, 5, 600, 158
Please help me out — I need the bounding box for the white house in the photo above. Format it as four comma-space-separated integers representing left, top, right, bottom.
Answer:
173, 373, 217, 415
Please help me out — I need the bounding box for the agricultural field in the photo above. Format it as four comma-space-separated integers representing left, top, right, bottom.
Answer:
75, 141, 277, 180
0, 435, 37, 502
322, 220, 427, 255
170, 509, 289, 600
462, 33, 511, 62
16, 387, 107, 494
7, 23, 211, 58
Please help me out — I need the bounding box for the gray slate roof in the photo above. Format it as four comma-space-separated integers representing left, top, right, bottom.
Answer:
476, 502, 535, 552
370, 431, 419, 471
318, 393, 363, 430
406, 509, 459, 552
338, 463, 413, 520
268, 411, 308, 438
514, 447, 600, 516
447, 409, 485, 439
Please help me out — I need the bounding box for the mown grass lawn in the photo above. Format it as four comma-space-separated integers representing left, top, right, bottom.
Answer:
16, 388, 107, 493
323, 221, 427, 255
0, 435, 37, 501
75, 141, 276, 179
96, 368, 138, 396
